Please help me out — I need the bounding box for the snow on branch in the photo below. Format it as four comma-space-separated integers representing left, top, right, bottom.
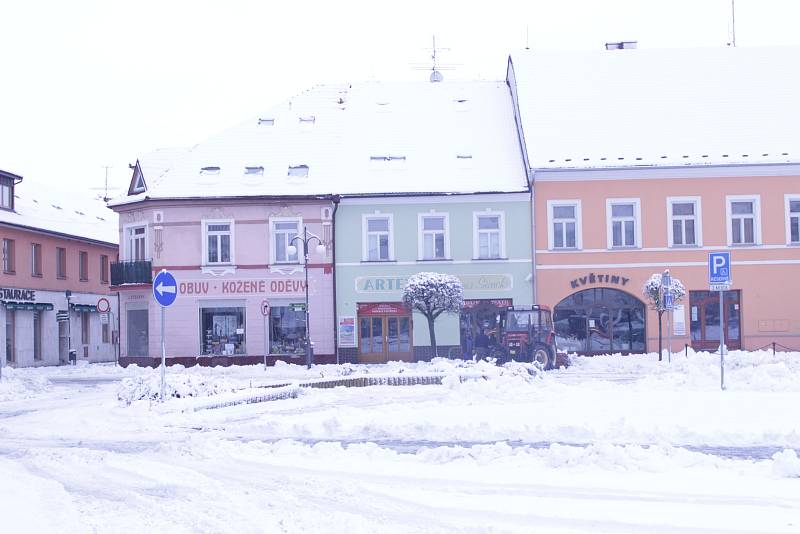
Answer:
402, 272, 464, 317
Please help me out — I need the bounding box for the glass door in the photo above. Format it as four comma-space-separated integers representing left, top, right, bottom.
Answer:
690, 290, 741, 351
387, 316, 412, 361
358, 315, 412, 363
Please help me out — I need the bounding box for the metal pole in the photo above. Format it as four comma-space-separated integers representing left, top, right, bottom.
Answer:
720, 290, 726, 391
304, 226, 311, 370
160, 305, 166, 400
263, 314, 268, 371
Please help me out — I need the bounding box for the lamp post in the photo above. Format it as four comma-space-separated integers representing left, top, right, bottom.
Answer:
287, 226, 326, 369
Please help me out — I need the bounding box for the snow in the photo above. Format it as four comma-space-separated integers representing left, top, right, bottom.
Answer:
509, 46, 800, 169
2, 351, 800, 532
108, 81, 527, 207
0, 178, 118, 245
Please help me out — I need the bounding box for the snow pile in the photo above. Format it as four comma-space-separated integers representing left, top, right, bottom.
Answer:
0, 367, 50, 401
117, 372, 239, 405
771, 449, 800, 478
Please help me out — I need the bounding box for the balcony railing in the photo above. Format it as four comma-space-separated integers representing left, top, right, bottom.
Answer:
111, 260, 152, 286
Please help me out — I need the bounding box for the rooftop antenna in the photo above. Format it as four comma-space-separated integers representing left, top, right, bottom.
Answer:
89, 165, 113, 202
727, 0, 737, 46
526, 26, 530, 50
410, 35, 456, 82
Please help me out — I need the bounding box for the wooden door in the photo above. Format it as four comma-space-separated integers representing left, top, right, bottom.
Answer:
690, 290, 741, 351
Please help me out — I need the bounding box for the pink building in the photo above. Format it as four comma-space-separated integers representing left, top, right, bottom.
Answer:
1, 170, 119, 367
508, 46, 800, 354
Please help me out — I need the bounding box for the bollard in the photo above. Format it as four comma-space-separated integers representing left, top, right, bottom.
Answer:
772, 341, 776, 356
684, 343, 688, 358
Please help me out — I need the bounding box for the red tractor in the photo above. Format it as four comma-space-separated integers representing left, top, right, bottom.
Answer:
490, 305, 560, 369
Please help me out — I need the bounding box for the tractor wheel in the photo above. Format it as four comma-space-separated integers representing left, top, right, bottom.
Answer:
532, 344, 554, 370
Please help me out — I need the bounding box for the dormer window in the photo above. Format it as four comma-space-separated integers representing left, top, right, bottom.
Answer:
245, 166, 264, 175
298, 116, 315, 124
288, 165, 309, 178
200, 166, 221, 175
0, 171, 21, 211
369, 156, 406, 170
258, 118, 275, 126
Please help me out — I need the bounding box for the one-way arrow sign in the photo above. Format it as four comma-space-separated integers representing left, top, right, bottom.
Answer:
153, 270, 178, 307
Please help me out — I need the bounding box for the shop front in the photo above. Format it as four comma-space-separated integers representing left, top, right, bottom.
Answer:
356, 302, 412, 363
689, 290, 741, 351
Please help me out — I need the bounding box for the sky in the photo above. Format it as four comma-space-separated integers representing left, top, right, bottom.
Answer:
2, 0, 799, 197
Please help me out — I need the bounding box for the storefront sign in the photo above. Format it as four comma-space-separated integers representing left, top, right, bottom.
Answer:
0, 287, 36, 302
338, 316, 356, 347
178, 279, 306, 296
462, 299, 513, 310
355, 274, 513, 293
357, 302, 408, 315
569, 273, 630, 289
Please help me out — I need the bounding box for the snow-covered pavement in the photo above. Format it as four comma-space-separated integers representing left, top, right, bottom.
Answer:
1, 351, 799, 533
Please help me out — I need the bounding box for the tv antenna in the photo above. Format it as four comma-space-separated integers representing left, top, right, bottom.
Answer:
410, 35, 457, 82
727, 0, 737, 46
89, 165, 114, 202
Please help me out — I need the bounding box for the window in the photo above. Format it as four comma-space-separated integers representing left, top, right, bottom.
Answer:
5, 310, 14, 363
667, 197, 701, 247
33, 311, 42, 361
2, 238, 14, 273
56, 247, 67, 279
79, 251, 89, 281
125, 225, 147, 261
204, 221, 233, 264
419, 213, 449, 260
81, 312, 90, 345
271, 219, 300, 263
100, 255, 109, 283
201, 307, 246, 355
548, 201, 581, 249
607, 199, 640, 248
102, 322, 110, 343
786, 195, 800, 244
0, 178, 12, 210
31, 243, 42, 276
269, 305, 306, 355
363, 215, 393, 261
726, 196, 760, 246
474, 212, 504, 259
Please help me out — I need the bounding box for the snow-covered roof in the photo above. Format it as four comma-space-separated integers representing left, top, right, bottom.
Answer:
508, 46, 800, 170
109, 81, 527, 206
0, 179, 118, 246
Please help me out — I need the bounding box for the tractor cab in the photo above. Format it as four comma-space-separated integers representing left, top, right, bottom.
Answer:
493, 305, 558, 369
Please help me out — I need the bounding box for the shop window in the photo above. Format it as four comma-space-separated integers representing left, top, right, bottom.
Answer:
56, 247, 67, 279
33, 311, 42, 361
607, 199, 640, 248
363, 215, 393, 261
100, 255, 109, 284
201, 307, 246, 355
270, 305, 306, 355
548, 200, 581, 249
2, 238, 14, 274
668, 197, 701, 247
79, 251, 89, 281
272, 219, 300, 263
727, 196, 760, 245
474, 212, 504, 259
5, 310, 14, 363
786, 196, 800, 244
204, 221, 233, 264
126, 225, 147, 261
126, 308, 149, 356
31, 243, 43, 276
418, 213, 449, 260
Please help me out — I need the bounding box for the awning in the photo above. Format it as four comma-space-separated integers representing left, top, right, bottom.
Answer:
3, 302, 54, 311
70, 304, 98, 313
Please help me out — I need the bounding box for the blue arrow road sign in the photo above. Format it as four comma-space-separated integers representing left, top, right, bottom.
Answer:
708, 252, 732, 285
153, 270, 178, 307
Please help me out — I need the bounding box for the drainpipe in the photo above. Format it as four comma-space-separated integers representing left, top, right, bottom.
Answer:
529, 171, 538, 304
116, 290, 121, 366
331, 195, 341, 364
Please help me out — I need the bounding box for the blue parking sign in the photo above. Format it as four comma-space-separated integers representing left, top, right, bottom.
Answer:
708, 252, 731, 285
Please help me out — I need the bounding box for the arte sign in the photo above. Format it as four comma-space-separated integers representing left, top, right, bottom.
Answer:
569, 273, 630, 289
178, 279, 307, 296
355, 274, 513, 293
0, 287, 36, 302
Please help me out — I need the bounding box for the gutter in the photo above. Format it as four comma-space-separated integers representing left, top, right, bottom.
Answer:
331, 195, 341, 364
529, 171, 538, 304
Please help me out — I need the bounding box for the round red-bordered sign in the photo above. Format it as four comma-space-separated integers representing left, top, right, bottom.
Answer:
96, 297, 111, 313
261, 300, 270, 316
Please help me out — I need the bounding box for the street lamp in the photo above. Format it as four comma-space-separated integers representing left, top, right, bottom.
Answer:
287, 226, 326, 369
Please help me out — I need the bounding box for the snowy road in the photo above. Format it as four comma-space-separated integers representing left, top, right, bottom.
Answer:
1, 352, 800, 533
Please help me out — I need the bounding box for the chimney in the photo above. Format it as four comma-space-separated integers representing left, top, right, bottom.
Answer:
605, 41, 638, 50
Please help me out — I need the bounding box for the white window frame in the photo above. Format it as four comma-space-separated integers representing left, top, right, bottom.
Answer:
270, 217, 302, 264
547, 200, 582, 250
362, 213, 395, 262
473, 210, 506, 260
606, 198, 642, 249
785, 194, 800, 245
726, 195, 761, 246
417, 212, 450, 260
0, 181, 12, 210
666, 196, 702, 248
202, 219, 235, 265
122, 223, 148, 261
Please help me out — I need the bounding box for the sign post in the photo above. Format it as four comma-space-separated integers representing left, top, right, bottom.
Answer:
708, 252, 731, 390
261, 300, 270, 370
153, 269, 178, 401
661, 270, 673, 363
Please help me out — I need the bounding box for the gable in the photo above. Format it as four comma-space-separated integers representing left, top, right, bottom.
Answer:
127, 160, 147, 195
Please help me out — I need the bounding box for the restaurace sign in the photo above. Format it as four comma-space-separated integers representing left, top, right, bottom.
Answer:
569, 273, 630, 289
0, 287, 36, 302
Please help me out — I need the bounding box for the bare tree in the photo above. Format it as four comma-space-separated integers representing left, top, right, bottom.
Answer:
402, 272, 464, 357
642, 271, 686, 361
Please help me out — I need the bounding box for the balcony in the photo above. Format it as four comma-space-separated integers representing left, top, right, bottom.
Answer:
111, 260, 152, 286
